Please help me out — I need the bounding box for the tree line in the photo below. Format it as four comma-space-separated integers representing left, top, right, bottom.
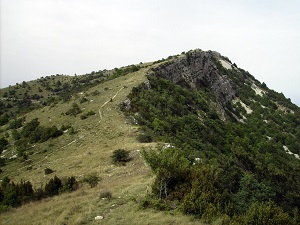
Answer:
0, 175, 78, 212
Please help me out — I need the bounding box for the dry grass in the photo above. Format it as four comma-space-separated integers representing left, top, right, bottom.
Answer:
2, 69, 149, 184
0, 69, 204, 224
1, 181, 201, 225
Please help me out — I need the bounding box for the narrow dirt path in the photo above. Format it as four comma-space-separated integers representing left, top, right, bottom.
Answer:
8, 77, 137, 177
98, 86, 124, 123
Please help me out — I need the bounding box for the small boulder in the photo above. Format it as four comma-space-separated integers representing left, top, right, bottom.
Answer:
95, 215, 104, 220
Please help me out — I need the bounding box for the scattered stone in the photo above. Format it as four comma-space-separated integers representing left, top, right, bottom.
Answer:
9, 154, 17, 159
95, 215, 103, 220
122, 99, 131, 110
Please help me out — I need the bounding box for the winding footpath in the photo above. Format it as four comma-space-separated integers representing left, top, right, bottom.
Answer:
98, 86, 124, 123
13, 86, 127, 174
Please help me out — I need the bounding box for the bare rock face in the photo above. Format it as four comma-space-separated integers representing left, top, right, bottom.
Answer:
152, 50, 236, 107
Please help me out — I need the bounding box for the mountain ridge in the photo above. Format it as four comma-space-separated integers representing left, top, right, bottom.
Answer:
0, 49, 300, 224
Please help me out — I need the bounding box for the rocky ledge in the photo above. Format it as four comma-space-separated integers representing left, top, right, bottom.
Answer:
151, 50, 237, 107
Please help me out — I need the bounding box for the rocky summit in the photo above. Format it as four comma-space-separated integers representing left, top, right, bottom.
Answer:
152, 50, 236, 106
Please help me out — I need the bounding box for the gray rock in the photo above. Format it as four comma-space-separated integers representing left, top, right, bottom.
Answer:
151, 50, 236, 107
122, 99, 132, 111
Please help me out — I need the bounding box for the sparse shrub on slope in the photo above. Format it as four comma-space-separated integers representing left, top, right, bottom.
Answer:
83, 172, 101, 188
0, 137, 9, 154
79, 97, 88, 103
6, 118, 63, 158
99, 190, 112, 199
8, 117, 25, 129
44, 168, 54, 175
65, 103, 82, 116
80, 110, 96, 119
60, 176, 79, 192
111, 149, 131, 164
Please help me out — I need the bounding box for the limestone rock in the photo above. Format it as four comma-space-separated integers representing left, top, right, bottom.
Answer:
152, 50, 236, 107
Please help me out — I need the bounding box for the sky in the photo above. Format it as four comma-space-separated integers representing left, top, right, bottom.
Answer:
1, 0, 300, 105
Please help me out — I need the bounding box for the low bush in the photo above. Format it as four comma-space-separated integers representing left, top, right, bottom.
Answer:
79, 97, 88, 103
0, 137, 9, 153
111, 149, 131, 163
44, 168, 54, 175
83, 172, 101, 188
80, 110, 96, 120
61, 176, 79, 192
65, 103, 82, 116
140, 197, 171, 211
100, 190, 112, 199
137, 133, 153, 143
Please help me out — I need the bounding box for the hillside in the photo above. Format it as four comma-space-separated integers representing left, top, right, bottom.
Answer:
1, 49, 300, 224
0, 61, 203, 224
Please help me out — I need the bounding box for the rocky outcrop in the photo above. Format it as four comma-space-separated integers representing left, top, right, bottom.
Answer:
151, 50, 236, 106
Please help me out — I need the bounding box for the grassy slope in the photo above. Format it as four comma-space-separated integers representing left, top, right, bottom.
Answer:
1, 69, 203, 224
0, 75, 74, 99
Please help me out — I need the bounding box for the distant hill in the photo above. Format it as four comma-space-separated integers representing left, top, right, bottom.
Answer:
0, 49, 299, 224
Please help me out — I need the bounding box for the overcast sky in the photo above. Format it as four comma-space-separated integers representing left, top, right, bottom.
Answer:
1, 0, 300, 105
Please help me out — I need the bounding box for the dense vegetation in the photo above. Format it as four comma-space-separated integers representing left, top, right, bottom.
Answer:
0, 175, 78, 212
125, 69, 300, 223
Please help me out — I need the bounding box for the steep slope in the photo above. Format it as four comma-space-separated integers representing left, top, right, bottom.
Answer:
124, 49, 300, 224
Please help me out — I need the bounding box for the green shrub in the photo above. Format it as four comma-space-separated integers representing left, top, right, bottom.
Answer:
137, 133, 153, 143
0, 175, 79, 210
8, 117, 24, 129
79, 97, 88, 103
0, 137, 9, 153
0, 158, 6, 167
80, 110, 96, 120
21, 118, 39, 137
0, 114, 9, 126
91, 90, 100, 96
61, 176, 79, 192
140, 196, 171, 211
235, 201, 296, 225
86, 110, 96, 116
0, 204, 11, 213
99, 190, 112, 199
69, 127, 76, 134
65, 103, 82, 116
44, 176, 62, 197
80, 114, 88, 120
83, 172, 100, 188
111, 149, 131, 163
44, 168, 54, 175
